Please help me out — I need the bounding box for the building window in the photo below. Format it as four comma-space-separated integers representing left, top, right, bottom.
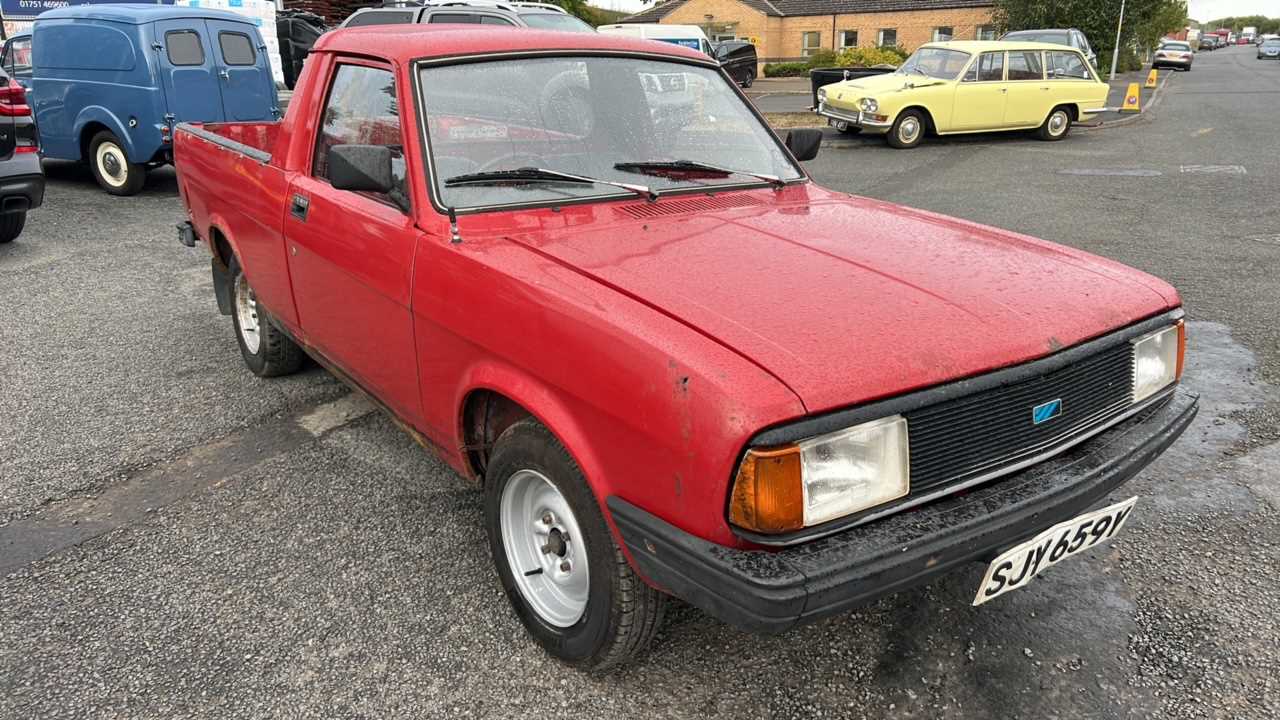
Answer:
839, 30, 858, 49
878, 28, 897, 47
801, 31, 822, 57
932, 27, 953, 42
976, 24, 997, 41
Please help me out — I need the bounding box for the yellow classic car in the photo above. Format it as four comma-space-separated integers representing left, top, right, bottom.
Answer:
816, 41, 1109, 148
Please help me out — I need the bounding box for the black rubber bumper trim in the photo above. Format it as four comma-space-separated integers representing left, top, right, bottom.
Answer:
608, 390, 1198, 634
0, 173, 45, 212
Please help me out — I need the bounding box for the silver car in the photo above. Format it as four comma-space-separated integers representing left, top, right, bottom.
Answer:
1259, 39, 1280, 60
1154, 41, 1194, 71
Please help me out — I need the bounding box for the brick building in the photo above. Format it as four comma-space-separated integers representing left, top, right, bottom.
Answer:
620, 0, 996, 65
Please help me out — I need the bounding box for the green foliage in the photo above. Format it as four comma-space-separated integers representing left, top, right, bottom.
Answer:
994, 0, 1189, 63
763, 62, 811, 77
1204, 16, 1280, 34
835, 46, 907, 67
806, 48, 839, 68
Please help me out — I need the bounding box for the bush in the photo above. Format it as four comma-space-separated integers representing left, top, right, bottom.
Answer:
806, 48, 839, 68
835, 46, 906, 68
763, 62, 811, 77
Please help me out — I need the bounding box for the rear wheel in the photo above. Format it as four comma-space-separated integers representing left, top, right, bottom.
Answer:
485, 418, 666, 671
0, 212, 25, 244
886, 109, 925, 149
229, 257, 304, 377
88, 130, 146, 196
741, 70, 755, 88
1035, 106, 1072, 141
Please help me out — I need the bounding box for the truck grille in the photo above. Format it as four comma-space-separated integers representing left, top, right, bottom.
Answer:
903, 342, 1135, 493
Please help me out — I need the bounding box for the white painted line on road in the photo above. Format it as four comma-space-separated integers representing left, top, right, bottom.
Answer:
1059, 168, 1163, 176
1180, 164, 1246, 174
1193, 127, 1214, 136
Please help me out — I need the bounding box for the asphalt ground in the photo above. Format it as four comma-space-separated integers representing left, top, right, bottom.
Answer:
2, 44, 1278, 719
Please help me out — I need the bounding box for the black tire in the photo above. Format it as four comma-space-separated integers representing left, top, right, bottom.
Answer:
228, 256, 304, 377
1035, 106, 1073, 141
741, 70, 754, 88
88, 130, 146, 196
484, 418, 666, 671
885, 109, 926, 149
0, 212, 25, 244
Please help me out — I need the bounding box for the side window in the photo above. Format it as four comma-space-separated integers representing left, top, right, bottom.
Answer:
165, 30, 205, 66
479, 15, 515, 25
218, 32, 256, 66
5, 38, 31, 72
313, 64, 408, 210
429, 13, 481, 23
963, 51, 1003, 81
1047, 51, 1089, 79
346, 11, 414, 27
1006, 51, 1043, 80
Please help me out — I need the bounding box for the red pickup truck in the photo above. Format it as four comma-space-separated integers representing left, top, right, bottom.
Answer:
175, 26, 1197, 670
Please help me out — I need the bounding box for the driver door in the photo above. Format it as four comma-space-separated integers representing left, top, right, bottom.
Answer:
283, 58, 424, 426
952, 51, 1006, 131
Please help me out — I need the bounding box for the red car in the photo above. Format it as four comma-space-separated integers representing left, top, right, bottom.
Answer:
175, 26, 1197, 670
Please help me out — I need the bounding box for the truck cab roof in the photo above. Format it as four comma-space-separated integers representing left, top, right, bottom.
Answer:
35, 3, 259, 25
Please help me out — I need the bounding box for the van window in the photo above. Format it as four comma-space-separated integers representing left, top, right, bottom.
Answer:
166, 30, 205, 66
429, 13, 482, 23
346, 11, 414, 26
218, 32, 257, 66
313, 64, 408, 209
33, 25, 136, 71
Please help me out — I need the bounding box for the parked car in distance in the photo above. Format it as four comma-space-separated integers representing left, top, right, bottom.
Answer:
713, 40, 757, 87
1198, 36, 1216, 51
29, 5, 278, 195
0, 33, 32, 89
1000, 27, 1097, 68
0, 69, 43, 243
597, 23, 715, 56
1154, 41, 1194, 71
342, 0, 595, 32
175, 25, 1196, 670
817, 41, 1107, 148
1259, 38, 1280, 60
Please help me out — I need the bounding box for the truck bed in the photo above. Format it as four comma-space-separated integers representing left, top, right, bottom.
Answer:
177, 121, 281, 163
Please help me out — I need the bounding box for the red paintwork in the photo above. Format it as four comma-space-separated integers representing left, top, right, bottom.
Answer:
174, 26, 1181, 554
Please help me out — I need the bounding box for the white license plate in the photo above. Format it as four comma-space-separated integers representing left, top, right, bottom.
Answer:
973, 496, 1138, 606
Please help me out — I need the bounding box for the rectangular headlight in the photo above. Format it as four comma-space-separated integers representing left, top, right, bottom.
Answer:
729, 416, 910, 533
1131, 322, 1185, 402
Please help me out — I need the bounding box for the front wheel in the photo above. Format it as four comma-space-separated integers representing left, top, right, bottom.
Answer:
88, 130, 146, 196
229, 257, 304, 377
485, 418, 666, 671
741, 70, 754, 88
1035, 106, 1072, 141
0, 212, 25, 244
886, 109, 925, 149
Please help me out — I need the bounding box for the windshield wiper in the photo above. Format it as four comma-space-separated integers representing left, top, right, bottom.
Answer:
613, 160, 786, 188
443, 167, 657, 202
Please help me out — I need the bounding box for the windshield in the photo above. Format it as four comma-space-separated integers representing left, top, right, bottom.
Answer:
897, 47, 971, 80
520, 13, 595, 33
1264, 40, 1280, 47
419, 56, 803, 210
1003, 31, 1070, 46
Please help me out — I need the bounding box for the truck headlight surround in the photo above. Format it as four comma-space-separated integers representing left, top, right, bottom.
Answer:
729, 415, 910, 533
859, 97, 878, 113
1131, 321, 1185, 403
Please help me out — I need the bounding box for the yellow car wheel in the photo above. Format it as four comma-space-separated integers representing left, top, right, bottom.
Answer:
886, 110, 925, 149
1035, 106, 1072, 141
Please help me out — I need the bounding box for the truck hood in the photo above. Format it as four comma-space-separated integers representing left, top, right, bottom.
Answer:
503, 191, 1177, 414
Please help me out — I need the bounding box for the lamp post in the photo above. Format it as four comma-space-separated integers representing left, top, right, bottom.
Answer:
1110, 0, 1127, 80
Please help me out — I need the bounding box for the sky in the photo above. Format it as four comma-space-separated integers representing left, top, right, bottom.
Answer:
593, 0, 1279, 22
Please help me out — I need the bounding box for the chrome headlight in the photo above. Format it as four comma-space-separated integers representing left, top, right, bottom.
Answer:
729, 415, 910, 533
816, 87, 828, 103
859, 97, 878, 113
1131, 322, 1185, 402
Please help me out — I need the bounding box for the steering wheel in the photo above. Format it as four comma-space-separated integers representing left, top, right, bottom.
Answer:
539, 69, 594, 138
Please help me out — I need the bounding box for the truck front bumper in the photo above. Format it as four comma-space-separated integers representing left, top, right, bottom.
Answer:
608, 389, 1198, 634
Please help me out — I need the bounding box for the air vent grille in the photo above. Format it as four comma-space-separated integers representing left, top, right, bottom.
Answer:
616, 194, 763, 219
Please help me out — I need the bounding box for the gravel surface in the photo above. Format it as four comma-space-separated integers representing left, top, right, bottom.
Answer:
1, 45, 1277, 719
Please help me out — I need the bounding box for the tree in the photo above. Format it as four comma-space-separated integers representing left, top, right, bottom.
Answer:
994, 0, 1188, 69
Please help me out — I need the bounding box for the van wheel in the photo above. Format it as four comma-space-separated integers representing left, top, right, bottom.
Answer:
229, 256, 304, 377
0, 212, 25, 244
886, 109, 925, 149
1036, 106, 1072, 141
89, 130, 146, 196
485, 418, 666, 671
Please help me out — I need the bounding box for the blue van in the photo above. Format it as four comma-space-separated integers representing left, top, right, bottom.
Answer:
30, 4, 279, 195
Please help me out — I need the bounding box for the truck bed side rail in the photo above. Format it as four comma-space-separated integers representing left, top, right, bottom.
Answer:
176, 122, 272, 164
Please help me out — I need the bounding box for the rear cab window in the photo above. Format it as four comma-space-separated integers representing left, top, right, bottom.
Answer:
166, 30, 205, 66
345, 11, 415, 27
218, 32, 257, 66
313, 62, 409, 210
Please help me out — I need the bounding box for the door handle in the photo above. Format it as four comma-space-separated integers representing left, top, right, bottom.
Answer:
1000, 88, 1007, 93
290, 194, 309, 221
218, 69, 229, 81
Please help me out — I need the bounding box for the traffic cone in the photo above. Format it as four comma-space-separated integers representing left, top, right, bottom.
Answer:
1121, 83, 1141, 112
1145, 68, 1158, 88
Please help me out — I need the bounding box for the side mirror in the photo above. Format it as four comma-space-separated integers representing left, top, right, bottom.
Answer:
784, 128, 822, 161
328, 144, 394, 194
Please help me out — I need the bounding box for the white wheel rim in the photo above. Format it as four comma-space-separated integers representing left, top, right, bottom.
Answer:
95, 142, 129, 188
500, 469, 590, 628
234, 273, 261, 355
899, 116, 921, 144
1049, 111, 1069, 136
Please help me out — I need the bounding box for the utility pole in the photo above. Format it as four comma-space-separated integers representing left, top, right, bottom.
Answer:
1110, 0, 1127, 80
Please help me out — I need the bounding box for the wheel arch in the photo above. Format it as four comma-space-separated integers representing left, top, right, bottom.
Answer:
74, 107, 136, 162
898, 105, 937, 134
